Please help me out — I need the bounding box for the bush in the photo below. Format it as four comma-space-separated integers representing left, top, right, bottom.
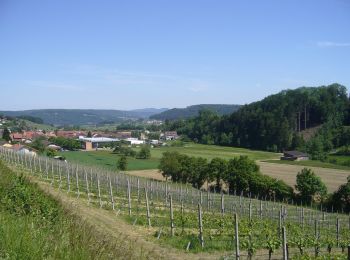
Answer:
136, 146, 151, 159
329, 176, 350, 213
295, 168, 327, 203
117, 155, 128, 171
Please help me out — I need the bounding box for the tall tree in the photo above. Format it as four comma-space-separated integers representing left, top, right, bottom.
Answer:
295, 168, 327, 203
2, 127, 11, 142
117, 155, 128, 171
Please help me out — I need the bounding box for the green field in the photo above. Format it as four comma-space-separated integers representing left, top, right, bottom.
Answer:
264, 154, 350, 171
59, 143, 279, 171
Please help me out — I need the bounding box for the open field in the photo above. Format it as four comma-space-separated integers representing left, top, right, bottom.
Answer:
59, 143, 350, 192
59, 143, 279, 171
258, 161, 350, 193
125, 161, 350, 193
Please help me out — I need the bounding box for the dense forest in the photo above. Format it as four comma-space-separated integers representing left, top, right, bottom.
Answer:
150, 104, 241, 120
167, 84, 350, 154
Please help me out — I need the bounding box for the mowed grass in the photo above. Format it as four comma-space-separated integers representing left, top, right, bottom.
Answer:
60, 150, 159, 171
264, 154, 350, 171
59, 143, 279, 171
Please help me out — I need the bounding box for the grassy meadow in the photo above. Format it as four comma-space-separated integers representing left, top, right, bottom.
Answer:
59, 143, 279, 171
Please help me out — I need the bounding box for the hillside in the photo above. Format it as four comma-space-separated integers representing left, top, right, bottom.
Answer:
172, 83, 350, 151
0, 108, 168, 126
150, 104, 241, 120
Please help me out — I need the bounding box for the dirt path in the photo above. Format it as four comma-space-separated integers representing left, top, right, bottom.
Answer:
32, 178, 227, 260
126, 163, 350, 192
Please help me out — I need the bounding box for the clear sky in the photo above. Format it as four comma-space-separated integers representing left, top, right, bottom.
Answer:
0, 0, 349, 110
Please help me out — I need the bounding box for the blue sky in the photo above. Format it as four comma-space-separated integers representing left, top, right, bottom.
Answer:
0, 0, 349, 110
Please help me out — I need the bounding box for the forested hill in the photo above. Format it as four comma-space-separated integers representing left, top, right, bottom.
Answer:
171, 84, 350, 152
0, 108, 168, 126
150, 104, 241, 120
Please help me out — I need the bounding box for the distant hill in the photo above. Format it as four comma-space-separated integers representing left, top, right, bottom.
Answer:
150, 104, 241, 120
0, 108, 168, 126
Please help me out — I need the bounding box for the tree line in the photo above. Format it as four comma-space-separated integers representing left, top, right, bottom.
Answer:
159, 152, 293, 201
159, 152, 350, 212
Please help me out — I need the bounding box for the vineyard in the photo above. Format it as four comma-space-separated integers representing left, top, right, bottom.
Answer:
0, 147, 349, 260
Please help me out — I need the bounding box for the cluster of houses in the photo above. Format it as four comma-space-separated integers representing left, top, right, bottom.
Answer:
1, 128, 180, 152
79, 131, 180, 151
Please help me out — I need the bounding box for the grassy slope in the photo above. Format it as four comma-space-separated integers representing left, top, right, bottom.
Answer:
59, 143, 278, 171
0, 161, 140, 259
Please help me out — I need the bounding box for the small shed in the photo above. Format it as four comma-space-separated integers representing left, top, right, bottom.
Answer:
281, 151, 309, 161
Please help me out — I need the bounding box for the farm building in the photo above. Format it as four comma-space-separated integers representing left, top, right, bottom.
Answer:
281, 151, 309, 161
125, 137, 145, 145
79, 136, 119, 150
164, 131, 179, 141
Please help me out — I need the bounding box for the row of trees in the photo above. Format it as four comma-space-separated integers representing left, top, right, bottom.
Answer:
166, 84, 350, 152
159, 152, 293, 201
159, 152, 350, 211
48, 136, 81, 151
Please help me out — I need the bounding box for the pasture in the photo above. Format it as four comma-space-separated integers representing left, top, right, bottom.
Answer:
59, 143, 279, 171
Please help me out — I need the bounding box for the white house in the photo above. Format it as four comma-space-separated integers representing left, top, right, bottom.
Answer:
126, 138, 145, 145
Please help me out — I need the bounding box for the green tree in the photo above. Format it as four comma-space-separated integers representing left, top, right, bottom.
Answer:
137, 145, 151, 159
87, 131, 92, 137
188, 157, 208, 189
158, 151, 181, 181
209, 157, 227, 191
295, 168, 327, 203
2, 127, 11, 142
46, 148, 57, 157
117, 155, 128, 171
225, 156, 259, 194
331, 175, 350, 213
30, 137, 46, 153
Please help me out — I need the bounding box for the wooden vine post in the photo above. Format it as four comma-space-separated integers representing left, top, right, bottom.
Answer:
145, 188, 151, 227
127, 179, 132, 216
282, 226, 288, 260
66, 164, 71, 193
85, 170, 91, 205
221, 193, 225, 216
336, 217, 340, 247
109, 176, 115, 211
97, 176, 102, 208
75, 165, 80, 198
169, 194, 175, 236
234, 213, 240, 260
314, 219, 319, 257
198, 203, 204, 248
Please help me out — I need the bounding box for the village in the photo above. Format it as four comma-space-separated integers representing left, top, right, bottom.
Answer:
0, 116, 180, 157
